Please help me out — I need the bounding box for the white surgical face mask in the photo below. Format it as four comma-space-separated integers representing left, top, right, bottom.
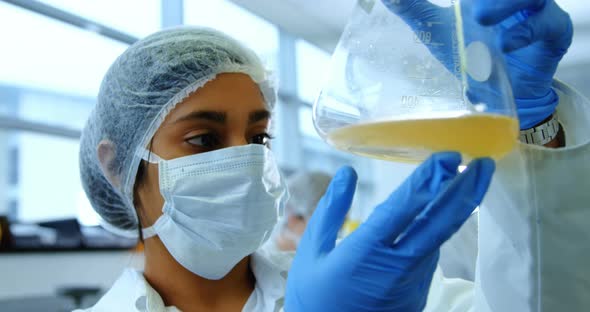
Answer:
138, 144, 287, 280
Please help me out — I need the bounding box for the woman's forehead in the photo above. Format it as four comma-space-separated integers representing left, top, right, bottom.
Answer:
163, 73, 267, 125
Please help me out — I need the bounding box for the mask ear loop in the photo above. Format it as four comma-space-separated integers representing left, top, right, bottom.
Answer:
142, 226, 158, 239
137, 147, 163, 164
134, 144, 163, 240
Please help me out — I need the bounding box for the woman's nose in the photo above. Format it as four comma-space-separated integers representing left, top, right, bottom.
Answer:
226, 135, 249, 148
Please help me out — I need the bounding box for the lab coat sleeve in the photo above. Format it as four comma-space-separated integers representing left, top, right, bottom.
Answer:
424, 266, 475, 312
438, 212, 478, 281
425, 81, 590, 311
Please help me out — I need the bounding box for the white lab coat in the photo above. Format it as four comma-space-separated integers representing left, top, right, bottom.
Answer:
426, 80, 590, 311
439, 210, 478, 282
76, 247, 292, 312
80, 81, 589, 312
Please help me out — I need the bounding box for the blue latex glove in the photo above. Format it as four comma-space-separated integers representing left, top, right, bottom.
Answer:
382, 0, 573, 129
284, 153, 495, 312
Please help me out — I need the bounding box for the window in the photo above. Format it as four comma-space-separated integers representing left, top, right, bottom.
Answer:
0, 2, 128, 98
8, 146, 18, 185
7, 200, 18, 220
298, 106, 320, 139
7, 131, 97, 223
36, 0, 162, 38
183, 0, 279, 72
0, 2, 129, 226
296, 39, 331, 104
0, 129, 100, 225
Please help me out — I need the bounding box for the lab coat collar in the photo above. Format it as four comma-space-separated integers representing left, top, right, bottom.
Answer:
89, 268, 166, 312
89, 248, 291, 312
246, 243, 294, 310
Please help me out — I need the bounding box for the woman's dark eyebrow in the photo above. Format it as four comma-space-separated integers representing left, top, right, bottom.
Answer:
249, 110, 270, 124
173, 111, 226, 124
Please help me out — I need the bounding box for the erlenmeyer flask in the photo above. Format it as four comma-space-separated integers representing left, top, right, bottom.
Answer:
313, 0, 519, 163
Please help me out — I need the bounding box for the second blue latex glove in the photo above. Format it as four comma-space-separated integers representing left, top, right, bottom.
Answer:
284, 153, 495, 312
474, 0, 573, 129
382, 0, 573, 129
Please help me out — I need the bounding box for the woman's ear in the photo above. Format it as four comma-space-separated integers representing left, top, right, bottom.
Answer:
97, 140, 121, 188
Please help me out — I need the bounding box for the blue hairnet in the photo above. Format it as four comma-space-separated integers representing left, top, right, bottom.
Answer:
79, 26, 276, 235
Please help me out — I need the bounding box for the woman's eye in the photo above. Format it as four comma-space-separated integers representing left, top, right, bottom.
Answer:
186, 133, 220, 148
250, 133, 273, 146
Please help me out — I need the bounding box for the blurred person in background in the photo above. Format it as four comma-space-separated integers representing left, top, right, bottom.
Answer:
273, 172, 332, 252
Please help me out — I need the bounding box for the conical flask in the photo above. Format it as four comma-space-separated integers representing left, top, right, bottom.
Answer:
313, 0, 519, 163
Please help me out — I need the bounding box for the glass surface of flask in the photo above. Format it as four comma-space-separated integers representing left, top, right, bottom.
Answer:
313, 0, 519, 163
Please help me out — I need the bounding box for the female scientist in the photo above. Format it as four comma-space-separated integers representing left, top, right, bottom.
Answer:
78, 25, 493, 311
77, 0, 589, 311
76, 24, 495, 311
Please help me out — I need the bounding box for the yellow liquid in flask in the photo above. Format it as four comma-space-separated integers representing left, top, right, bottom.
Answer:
327, 114, 519, 163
